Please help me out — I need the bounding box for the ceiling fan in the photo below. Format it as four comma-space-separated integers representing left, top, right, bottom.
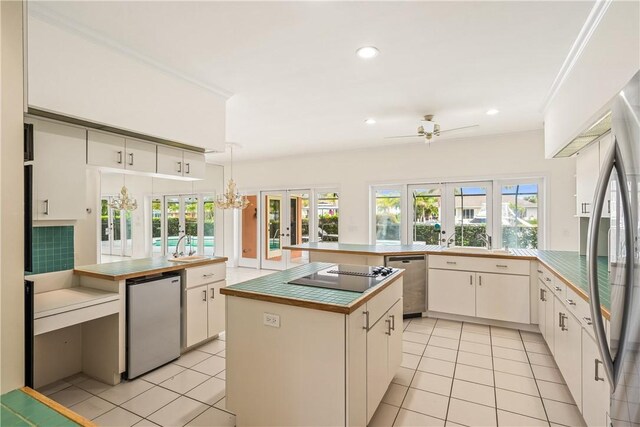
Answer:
386, 115, 479, 142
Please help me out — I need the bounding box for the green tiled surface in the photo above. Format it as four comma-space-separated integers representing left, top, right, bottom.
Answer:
226, 262, 365, 306
1, 390, 80, 427
286, 242, 442, 254
27, 226, 74, 275
74, 256, 227, 280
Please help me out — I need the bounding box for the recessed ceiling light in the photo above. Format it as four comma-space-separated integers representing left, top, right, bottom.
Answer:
486, 109, 499, 115
356, 46, 379, 59
364, 118, 376, 125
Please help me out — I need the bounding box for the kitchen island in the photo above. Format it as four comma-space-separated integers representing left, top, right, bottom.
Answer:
221, 262, 404, 426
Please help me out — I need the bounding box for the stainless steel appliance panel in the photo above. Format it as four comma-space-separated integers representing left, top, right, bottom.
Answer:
127, 273, 181, 379
385, 255, 426, 315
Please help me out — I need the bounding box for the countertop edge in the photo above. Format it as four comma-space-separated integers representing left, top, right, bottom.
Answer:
221, 272, 403, 314
73, 257, 228, 281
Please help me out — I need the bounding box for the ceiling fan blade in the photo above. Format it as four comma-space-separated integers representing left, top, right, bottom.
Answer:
436, 124, 479, 135
384, 135, 424, 139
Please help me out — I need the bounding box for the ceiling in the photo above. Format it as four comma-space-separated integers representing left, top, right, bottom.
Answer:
34, 1, 594, 161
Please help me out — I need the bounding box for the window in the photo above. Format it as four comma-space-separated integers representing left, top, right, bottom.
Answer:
453, 184, 491, 247
462, 209, 475, 219
160, 194, 216, 256
410, 187, 442, 245
203, 196, 215, 256
500, 183, 539, 249
316, 191, 339, 242
375, 188, 402, 245
151, 198, 163, 255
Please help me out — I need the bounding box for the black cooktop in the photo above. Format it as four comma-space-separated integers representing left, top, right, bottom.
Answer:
287, 264, 398, 293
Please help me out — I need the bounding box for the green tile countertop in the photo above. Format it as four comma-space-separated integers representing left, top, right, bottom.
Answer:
1, 389, 84, 426
220, 262, 401, 314
74, 256, 227, 281
283, 242, 443, 255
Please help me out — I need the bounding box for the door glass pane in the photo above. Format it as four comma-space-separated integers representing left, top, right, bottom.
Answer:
266, 195, 282, 260
412, 188, 442, 244
123, 210, 132, 256
453, 186, 488, 247
166, 196, 180, 254
501, 184, 538, 249
152, 198, 162, 255
317, 192, 339, 242
241, 195, 258, 259
184, 196, 198, 255
101, 199, 110, 255
289, 192, 309, 266
112, 207, 122, 254
375, 189, 401, 245
203, 196, 215, 256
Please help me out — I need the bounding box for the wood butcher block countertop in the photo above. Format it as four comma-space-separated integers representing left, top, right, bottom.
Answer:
220, 262, 403, 314
73, 256, 228, 281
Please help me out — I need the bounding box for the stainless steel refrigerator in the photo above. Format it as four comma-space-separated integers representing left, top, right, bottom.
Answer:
588, 70, 640, 426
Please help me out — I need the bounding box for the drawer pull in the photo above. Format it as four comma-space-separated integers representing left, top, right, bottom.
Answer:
202, 290, 207, 302
446, 261, 457, 265
210, 288, 215, 299
496, 264, 508, 268
559, 313, 568, 331
203, 273, 215, 278
470, 275, 473, 285
363, 311, 369, 330
566, 299, 576, 306
554, 286, 562, 291
389, 314, 396, 331
537, 269, 543, 274
583, 316, 593, 325
545, 277, 552, 282
594, 359, 605, 381
540, 288, 546, 302
385, 319, 392, 335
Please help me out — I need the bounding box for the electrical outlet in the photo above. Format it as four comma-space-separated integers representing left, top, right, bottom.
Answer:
263, 312, 280, 328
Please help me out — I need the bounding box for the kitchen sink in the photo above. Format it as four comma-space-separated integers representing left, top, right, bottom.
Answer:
168, 255, 210, 263
441, 246, 512, 255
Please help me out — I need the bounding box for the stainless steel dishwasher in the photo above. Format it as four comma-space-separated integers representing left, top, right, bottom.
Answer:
385, 255, 426, 316
127, 272, 181, 379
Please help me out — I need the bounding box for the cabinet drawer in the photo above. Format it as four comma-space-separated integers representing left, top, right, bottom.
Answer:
430, 255, 529, 276
549, 277, 566, 300
366, 279, 402, 327
536, 264, 555, 286
185, 263, 226, 288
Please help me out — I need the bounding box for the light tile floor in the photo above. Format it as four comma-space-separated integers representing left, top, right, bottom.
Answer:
38, 268, 587, 427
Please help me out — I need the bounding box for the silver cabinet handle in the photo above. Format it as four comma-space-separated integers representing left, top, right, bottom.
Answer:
595, 359, 605, 382
559, 313, 568, 331
203, 273, 214, 278
128, 152, 134, 166
44, 199, 49, 215
177, 161, 182, 173
117, 150, 123, 164
385, 319, 391, 335
554, 286, 562, 291
446, 261, 457, 265
496, 264, 508, 268
469, 274, 473, 285
389, 314, 395, 331
566, 299, 576, 306
540, 288, 546, 302
587, 138, 633, 391
202, 290, 207, 301
363, 311, 369, 330
583, 316, 593, 325
546, 277, 552, 282
210, 288, 215, 299
537, 269, 543, 274
478, 275, 482, 286
186, 163, 190, 174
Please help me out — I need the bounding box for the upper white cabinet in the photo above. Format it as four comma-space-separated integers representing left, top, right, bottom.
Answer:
157, 146, 206, 180
28, 118, 87, 221
87, 131, 157, 174
575, 134, 612, 218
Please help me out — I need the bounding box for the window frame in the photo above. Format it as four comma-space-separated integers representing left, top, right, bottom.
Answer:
493, 178, 544, 250
370, 185, 407, 245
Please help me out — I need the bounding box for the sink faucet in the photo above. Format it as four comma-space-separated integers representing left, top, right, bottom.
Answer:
173, 234, 191, 258
479, 233, 493, 250
187, 235, 196, 256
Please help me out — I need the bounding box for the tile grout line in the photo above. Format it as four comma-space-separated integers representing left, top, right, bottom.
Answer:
489, 326, 499, 427
518, 329, 552, 427
443, 319, 464, 426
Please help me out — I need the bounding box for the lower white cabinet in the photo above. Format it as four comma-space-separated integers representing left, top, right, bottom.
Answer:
538, 281, 548, 340
476, 272, 530, 324
428, 269, 475, 317
184, 278, 226, 348
582, 330, 610, 427
553, 295, 583, 408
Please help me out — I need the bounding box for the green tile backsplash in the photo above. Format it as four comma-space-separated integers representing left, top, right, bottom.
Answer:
27, 226, 74, 275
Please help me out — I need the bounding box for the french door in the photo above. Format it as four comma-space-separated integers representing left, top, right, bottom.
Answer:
101, 197, 132, 259
164, 195, 216, 257
408, 182, 493, 247
260, 189, 311, 270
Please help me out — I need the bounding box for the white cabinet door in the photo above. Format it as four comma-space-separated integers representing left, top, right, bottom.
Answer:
476, 273, 530, 323
599, 135, 613, 218
366, 315, 389, 423
157, 146, 184, 177
387, 299, 403, 383
428, 269, 475, 317
582, 330, 610, 427
32, 119, 87, 220
87, 130, 126, 170
576, 142, 600, 217
563, 312, 583, 408
538, 281, 548, 338
545, 288, 556, 355
183, 151, 206, 180
185, 286, 208, 347
125, 138, 156, 173
207, 281, 226, 338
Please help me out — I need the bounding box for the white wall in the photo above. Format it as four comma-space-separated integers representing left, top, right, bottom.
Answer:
1, 0, 25, 393
223, 130, 578, 261
27, 8, 227, 151
544, 1, 640, 157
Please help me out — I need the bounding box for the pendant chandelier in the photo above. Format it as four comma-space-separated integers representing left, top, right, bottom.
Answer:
108, 185, 138, 211
215, 144, 249, 210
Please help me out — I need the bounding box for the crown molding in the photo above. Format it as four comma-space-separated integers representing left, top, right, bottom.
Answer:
541, 0, 612, 113
27, 2, 234, 99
